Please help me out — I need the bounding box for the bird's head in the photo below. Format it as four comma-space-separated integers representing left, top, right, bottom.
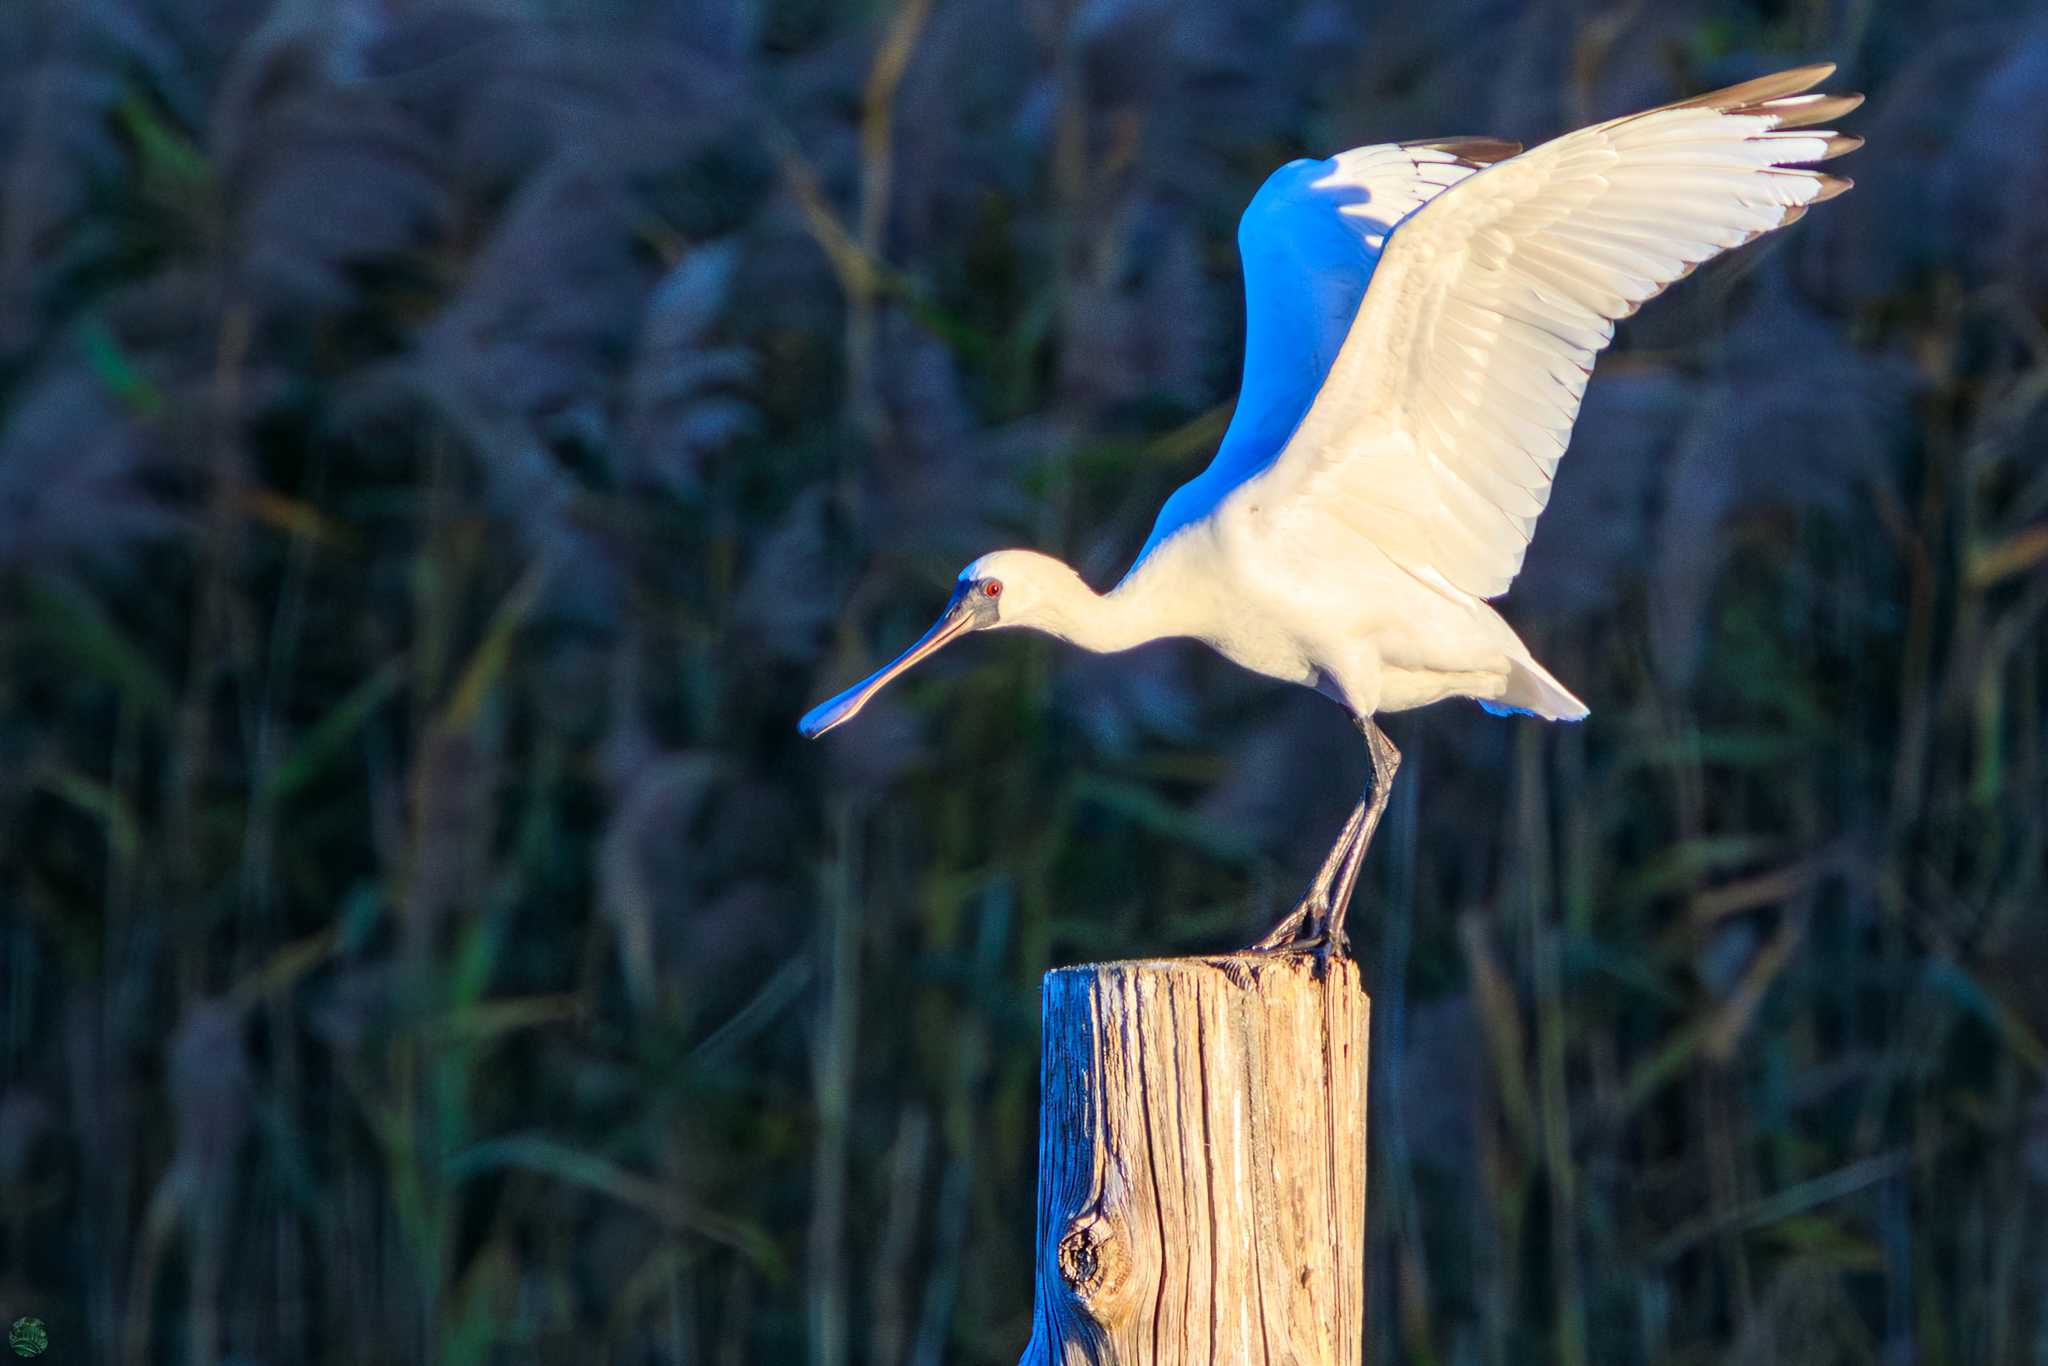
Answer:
798, 548, 1082, 738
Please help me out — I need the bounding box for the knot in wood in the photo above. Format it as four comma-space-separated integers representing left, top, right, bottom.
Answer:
1056, 1212, 1125, 1304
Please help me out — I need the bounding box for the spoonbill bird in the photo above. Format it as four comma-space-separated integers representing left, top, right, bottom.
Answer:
801, 64, 1862, 956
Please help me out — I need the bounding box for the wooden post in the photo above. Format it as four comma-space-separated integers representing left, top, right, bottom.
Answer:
1017, 954, 1371, 1365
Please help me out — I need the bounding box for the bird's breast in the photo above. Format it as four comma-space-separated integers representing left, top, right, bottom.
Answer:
1189, 565, 1324, 686
1201, 613, 1321, 688
1134, 527, 1323, 688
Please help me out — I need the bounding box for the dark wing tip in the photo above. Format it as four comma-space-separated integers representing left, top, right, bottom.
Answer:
1640, 62, 1860, 124
1809, 172, 1855, 202
1818, 131, 1865, 159
1750, 90, 1866, 127
1406, 136, 1523, 168
1679, 61, 1837, 113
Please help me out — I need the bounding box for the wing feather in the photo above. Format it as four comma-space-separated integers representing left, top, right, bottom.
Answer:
1239, 63, 1862, 599
1130, 136, 1519, 563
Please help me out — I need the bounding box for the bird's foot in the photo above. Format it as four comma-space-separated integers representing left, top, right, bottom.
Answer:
1312, 922, 1351, 976
1246, 901, 1351, 965
1247, 901, 1315, 953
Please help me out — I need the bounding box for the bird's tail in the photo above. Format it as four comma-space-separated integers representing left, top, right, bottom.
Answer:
1482, 653, 1590, 722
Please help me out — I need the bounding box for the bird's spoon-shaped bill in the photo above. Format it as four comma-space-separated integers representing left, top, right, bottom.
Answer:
799, 590, 976, 738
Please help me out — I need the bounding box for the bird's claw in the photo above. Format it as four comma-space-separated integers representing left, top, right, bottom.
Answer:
1312, 924, 1351, 975
1246, 901, 1350, 965
1248, 901, 1316, 953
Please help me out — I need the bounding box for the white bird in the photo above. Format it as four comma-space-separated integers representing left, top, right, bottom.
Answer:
801, 64, 1862, 957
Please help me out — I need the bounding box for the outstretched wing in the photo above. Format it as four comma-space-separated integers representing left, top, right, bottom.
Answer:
1238, 63, 1862, 599
1134, 137, 1518, 562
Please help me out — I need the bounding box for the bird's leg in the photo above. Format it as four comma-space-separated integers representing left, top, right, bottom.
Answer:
1247, 799, 1370, 952
1247, 716, 1402, 956
1311, 717, 1403, 966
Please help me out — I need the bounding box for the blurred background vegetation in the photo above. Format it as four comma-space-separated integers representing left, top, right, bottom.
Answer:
2, 0, 2046, 1362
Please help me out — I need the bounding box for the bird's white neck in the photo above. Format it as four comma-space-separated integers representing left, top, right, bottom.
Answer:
1014, 559, 1180, 655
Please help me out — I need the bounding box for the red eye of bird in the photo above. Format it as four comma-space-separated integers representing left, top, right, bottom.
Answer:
984, 580, 1003, 598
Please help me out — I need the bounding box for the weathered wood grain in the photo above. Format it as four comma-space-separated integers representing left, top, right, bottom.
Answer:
1017, 954, 1370, 1365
